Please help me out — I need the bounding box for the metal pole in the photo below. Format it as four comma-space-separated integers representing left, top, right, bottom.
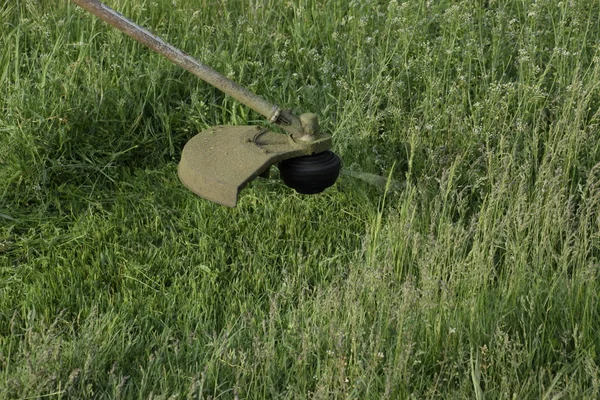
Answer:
71, 0, 282, 123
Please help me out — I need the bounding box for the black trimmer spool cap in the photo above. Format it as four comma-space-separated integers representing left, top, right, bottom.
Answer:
278, 150, 342, 194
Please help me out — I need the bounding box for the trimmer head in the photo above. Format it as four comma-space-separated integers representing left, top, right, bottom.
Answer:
73, 0, 342, 207
178, 125, 338, 207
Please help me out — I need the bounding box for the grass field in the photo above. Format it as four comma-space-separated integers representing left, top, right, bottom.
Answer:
2, 0, 600, 398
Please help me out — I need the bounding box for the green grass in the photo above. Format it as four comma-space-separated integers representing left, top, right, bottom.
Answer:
2, 0, 600, 398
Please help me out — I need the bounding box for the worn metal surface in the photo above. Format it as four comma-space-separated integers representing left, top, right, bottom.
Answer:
71, 0, 280, 123
178, 126, 332, 207
71, 0, 327, 140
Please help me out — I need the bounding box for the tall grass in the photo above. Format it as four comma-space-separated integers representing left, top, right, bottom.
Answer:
1, 0, 600, 398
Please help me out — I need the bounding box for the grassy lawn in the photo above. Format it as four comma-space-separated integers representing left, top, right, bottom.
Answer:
1, 0, 600, 398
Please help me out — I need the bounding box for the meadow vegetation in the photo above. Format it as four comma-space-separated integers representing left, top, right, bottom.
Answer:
1, 0, 600, 398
